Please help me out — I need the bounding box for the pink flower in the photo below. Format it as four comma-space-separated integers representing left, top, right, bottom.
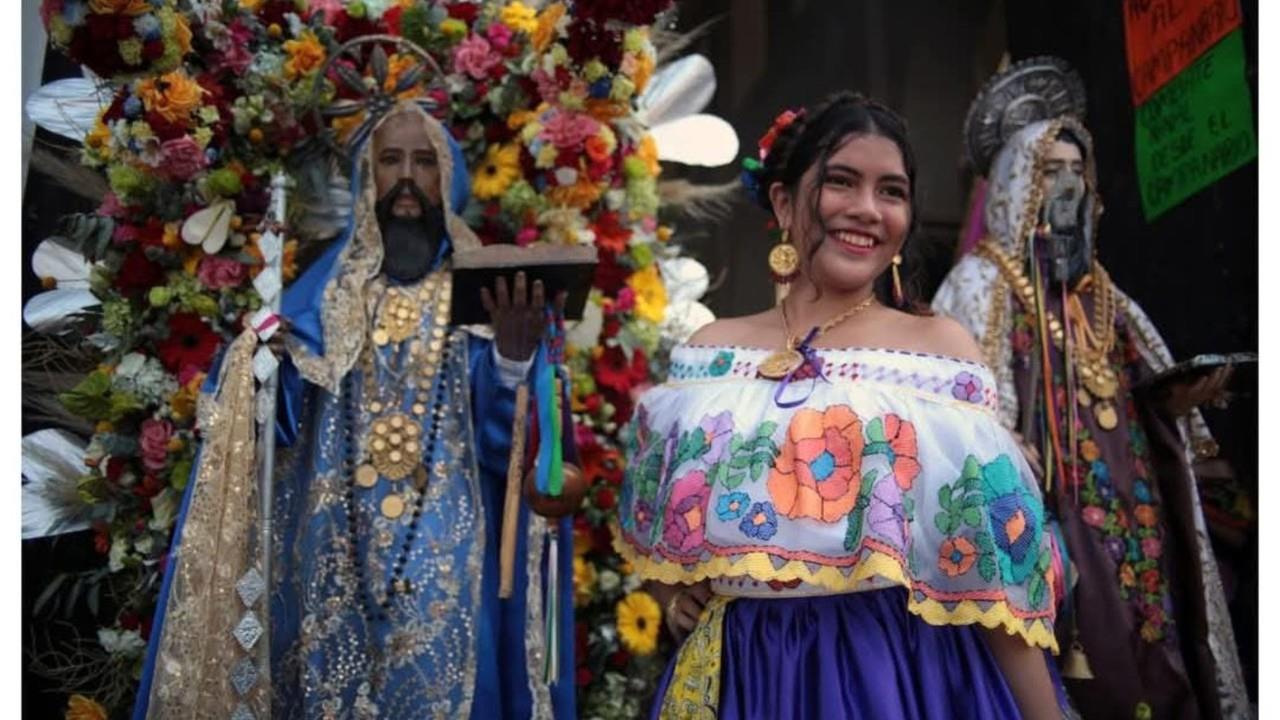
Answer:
1141, 537, 1162, 559
531, 67, 563, 103
486, 22, 513, 52
160, 136, 209, 181
1082, 506, 1107, 528
97, 192, 125, 218
515, 226, 538, 246
662, 471, 710, 555
614, 287, 636, 312
139, 418, 174, 472
451, 34, 500, 80
197, 255, 247, 290
541, 109, 599, 150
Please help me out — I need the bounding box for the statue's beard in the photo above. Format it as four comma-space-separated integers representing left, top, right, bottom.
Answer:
375, 178, 446, 283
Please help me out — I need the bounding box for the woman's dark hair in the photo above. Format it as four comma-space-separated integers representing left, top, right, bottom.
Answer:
747, 91, 928, 312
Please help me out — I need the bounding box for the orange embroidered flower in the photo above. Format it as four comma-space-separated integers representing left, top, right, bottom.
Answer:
767, 405, 864, 523
880, 414, 920, 490
1119, 563, 1136, 588
1134, 504, 1157, 528
1080, 439, 1100, 462
938, 537, 977, 577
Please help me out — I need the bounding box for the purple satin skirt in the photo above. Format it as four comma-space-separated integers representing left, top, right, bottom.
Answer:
650, 588, 1069, 719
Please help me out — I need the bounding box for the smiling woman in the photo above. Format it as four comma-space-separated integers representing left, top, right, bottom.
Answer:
618, 93, 1073, 720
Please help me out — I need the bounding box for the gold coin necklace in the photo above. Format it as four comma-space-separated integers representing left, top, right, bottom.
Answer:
344, 270, 454, 621
758, 293, 877, 380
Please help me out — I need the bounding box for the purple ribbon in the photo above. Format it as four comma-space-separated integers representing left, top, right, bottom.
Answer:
772, 326, 828, 408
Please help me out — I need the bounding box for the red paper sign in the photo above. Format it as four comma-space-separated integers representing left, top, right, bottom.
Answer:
1123, 0, 1242, 105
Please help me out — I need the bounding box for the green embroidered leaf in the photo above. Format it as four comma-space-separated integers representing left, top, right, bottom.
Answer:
729, 435, 743, 455
749, 461, 766, 483
934, 511, 954, 536
862, 441, 889, 457
962, 506, 983, 528
975, 531, 995, 553
729, 454, 752, 470
978, 554, 997, 582
865, 417, 886, 443
962, 455, 981, 481
861, 469, 880, 488
903, 496, 915, 520
846, 506, 867, 551
755, 421, 778, 440
724, 472, 746, 490
708, 462, 728, 487
939, 484, 953, 510
962, 493, 984, 510
1028, 575, 1045, 608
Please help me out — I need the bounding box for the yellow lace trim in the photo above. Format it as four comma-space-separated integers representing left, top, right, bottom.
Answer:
614, 531, 1059, 653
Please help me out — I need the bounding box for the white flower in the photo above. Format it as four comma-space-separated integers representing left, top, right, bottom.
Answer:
597, 569, 621, 593
97, 627, 146, 657
108, 532, 129, 572
149, 488, 179, 531
113, 352, 178, 407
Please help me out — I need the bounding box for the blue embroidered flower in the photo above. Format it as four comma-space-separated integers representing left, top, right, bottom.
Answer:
951, 371, 985, 403
708, 350, 734, 377
979, 454, 1044, 584
739, 502, 778, 541
1133, 480, 1152, 504
1092, 460, 1111, 484
1104, 536, 1126, 563
716, 492, 750, 521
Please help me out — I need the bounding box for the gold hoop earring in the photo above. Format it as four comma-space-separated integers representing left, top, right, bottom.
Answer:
891, 254, 904, 307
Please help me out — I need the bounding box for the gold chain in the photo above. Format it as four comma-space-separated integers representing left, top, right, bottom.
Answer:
779, 292, 877, 349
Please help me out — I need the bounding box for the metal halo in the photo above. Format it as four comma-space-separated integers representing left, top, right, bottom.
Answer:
308, 34, 446, 162
962, 56, 1086, 176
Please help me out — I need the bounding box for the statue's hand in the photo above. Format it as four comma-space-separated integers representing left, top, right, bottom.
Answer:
480, 271, 567, 362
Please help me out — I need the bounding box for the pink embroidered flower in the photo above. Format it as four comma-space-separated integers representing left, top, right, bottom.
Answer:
160, 136, 209, 181
451, 33, 500, 80
541, 109, 600, 150
662, 471, 710, 555
1082, 505, 1106, 528
1141, 537, 1162, 559
139, 418, 174, 472
197, 255, 247, 290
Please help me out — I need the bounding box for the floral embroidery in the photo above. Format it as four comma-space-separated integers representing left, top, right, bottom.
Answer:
951, 371, 985, 403
934, 454, 1052, 607
716, 492, 750, 522
767, 405, 864, 523
708, 350, 734, 377
697, 411, 734, 466
662, 471, 711, 554
738, 501, 778, 541
938, 537, 978, 576
864, 414, 920, 490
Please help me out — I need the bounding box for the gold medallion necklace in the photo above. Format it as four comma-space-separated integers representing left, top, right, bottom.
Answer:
757, 293, 877, 380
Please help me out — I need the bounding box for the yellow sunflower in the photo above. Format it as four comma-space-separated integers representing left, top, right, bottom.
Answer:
615, 590, 661, 656
473, 143, 522, 200
65, 695, 108, 720
627, 265, 667, 324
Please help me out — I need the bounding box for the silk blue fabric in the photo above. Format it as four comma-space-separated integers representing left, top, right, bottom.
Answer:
651, 589, 1070, 719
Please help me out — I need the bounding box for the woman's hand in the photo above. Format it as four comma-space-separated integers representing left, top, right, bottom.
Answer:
647, 580, 713, 643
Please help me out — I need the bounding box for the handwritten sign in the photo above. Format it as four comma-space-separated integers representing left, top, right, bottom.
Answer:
1134, 30, 1255, 220
1124, 0, 1242, 105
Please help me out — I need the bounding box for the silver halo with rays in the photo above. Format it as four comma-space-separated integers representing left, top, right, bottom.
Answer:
309, 34, 446, 163
963, 56, 1087, 176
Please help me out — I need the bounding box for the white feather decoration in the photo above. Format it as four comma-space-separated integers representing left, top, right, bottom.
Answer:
638, 54, 717, 128
23, 238, 99, 332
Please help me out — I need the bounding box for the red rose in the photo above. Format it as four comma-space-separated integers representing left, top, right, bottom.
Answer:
447, 2, 480, 23
592, 211, 632, 254
565, 19, 622, 67
145, 111, 187, 142
115, 248, 165, 296
156, 312, 222, 375
1141, 568, 1161, 593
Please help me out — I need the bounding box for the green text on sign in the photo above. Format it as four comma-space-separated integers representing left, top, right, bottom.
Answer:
1134, 28, 1255, 220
